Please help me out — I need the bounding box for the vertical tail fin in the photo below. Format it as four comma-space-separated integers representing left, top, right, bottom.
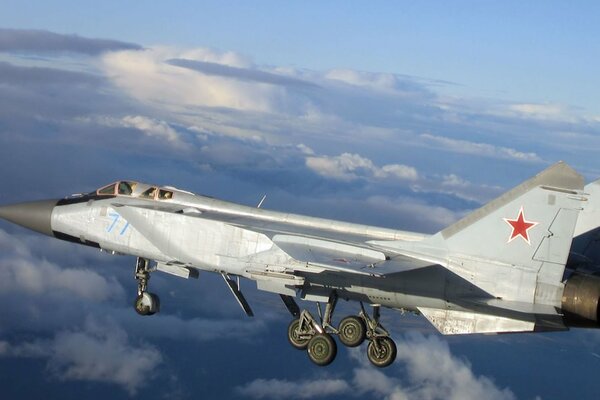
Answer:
369, 162, 586, 333
440, 162, 584, 268
436, 162, 585, 305
371, 162, 586, 306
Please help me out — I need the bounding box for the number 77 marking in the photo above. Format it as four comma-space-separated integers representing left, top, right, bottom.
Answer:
107, 212, 130, 235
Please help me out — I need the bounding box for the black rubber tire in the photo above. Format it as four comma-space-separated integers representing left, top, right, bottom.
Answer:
148, 293, 160, 315
134, 294, 150, 316
287, 318, 310, 350
338, 316, 367, 347
307, 334, 337, 366
134, 292, 160, 316
367, 337, 397, 368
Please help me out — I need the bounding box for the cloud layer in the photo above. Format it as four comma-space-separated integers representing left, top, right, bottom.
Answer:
236, 333, 516, 400
1, 28, 599, 399
0, 28, 142, 54
4, 317, 162, 395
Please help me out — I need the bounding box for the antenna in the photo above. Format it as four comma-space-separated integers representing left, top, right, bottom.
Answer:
256, 194, 267, 208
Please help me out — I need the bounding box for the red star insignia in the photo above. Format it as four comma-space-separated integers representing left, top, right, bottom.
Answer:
503, 207, 538, 245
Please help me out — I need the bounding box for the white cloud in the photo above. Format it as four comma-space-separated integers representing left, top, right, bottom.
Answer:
376, 164, 420, 180
87, 114, 184, 148
4, 317, 162, 395
0, 229, 124, 301
361, 333, 516, 400
306, 153, 418, 182
442, 173, 469, 188
101, 47, 286, 114
121, 115, 182, 146
420, 133, 542, 163
236, 378, 351, 399
366, 195, 461, 232
506, 103, 579, 122
296, 143, 315, 155
121, 312, 267, 343
237, 333, 515, 400
411, 174, 503, 204
325, 69, 398, 91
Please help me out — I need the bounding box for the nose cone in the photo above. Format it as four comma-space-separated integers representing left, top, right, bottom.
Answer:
0, 199, 58, 236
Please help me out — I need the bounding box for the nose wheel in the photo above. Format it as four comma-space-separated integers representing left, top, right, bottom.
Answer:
134, 257, 160, 316
134, 292, 160, 316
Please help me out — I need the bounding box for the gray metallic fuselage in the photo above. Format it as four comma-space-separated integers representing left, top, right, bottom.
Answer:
3, 168, 599, 335
8, 189, 450, 313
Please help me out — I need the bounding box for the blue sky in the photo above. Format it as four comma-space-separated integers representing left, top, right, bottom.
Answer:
1, 2, 600, 399
2, 1, 600, 111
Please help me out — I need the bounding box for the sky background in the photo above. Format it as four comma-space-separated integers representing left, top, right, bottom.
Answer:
1, 1, 600, 399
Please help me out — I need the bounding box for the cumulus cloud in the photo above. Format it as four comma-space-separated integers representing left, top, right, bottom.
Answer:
1, 28, 597, 398
92, 114, 184, 149
296, 143, 315, 155
420, 134, 542, 163
306, 153, 418, 182
501, 102, 592, 124
381, 333, 515, 400
0, 28, 141, 55
0, 228, 270, 395
3, 317, 162, 395
237, 333, 515, 400
235, 378, 351, 399
101, 47, 288, 113
0, 229, 124, 301
120, 115, 182, 144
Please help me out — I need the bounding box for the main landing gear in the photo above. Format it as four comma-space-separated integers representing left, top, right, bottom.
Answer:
284, 293, 397, 368
134, 257, 160, 316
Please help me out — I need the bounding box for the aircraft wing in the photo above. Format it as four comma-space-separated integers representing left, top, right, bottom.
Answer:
113, 202, 432, 277
111, 200, 432, 277
111, 201, 426, 248
271, 234, 432, 276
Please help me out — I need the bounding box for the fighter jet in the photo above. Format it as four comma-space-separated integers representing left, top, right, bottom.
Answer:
0, 161, 598, 368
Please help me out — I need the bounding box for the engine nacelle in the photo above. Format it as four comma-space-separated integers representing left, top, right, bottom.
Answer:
561, 272, 600, 326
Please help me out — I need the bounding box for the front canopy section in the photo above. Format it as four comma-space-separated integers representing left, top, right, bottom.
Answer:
96, 181, 138, 196
95, 181, 175, 201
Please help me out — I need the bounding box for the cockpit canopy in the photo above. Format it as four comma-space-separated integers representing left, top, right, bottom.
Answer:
96, 181, 174, 201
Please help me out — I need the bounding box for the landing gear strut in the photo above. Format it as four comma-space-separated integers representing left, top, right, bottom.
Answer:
134, 257, 160, 316
285, 293, 338, 366
360, 303, 397, 368
284, 292, 397, 368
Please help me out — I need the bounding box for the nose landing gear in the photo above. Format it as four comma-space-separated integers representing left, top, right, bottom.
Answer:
134, 257, 160, 316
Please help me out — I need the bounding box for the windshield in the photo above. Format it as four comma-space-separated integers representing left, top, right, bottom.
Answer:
97, 183, 116, 195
